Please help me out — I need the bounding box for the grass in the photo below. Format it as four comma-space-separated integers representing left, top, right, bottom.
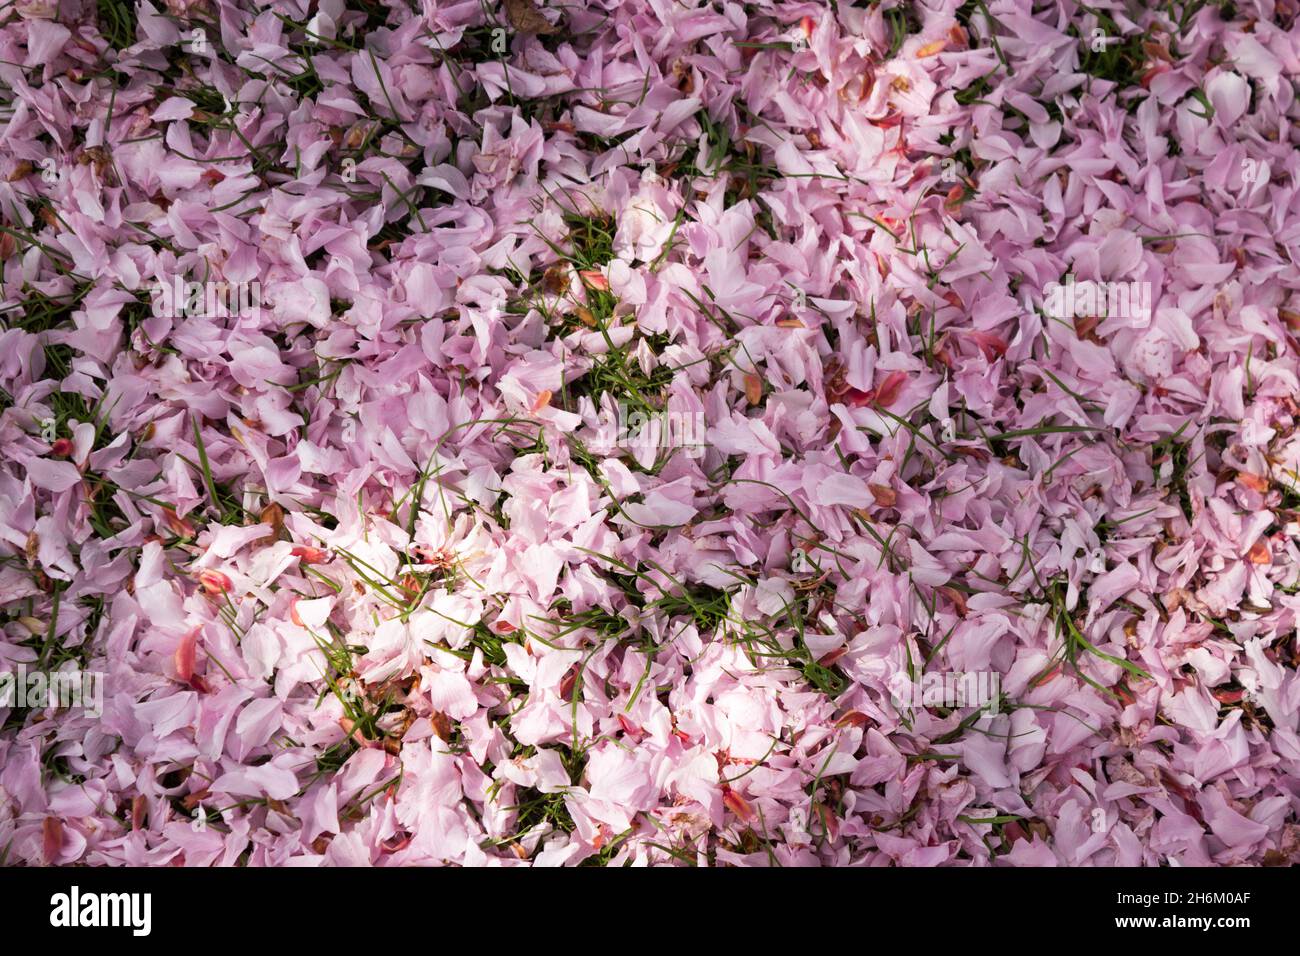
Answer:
664, 108, 781, 238
956, 0, 1010, 73
303, 622, 414, 778
498, 785, 577, 844
0, 287, 91, 386
1150, 420, 1197, 523
573, 541, 855, 701
481, 743, 588, 854
883, 2, 923, 59
565, 329, 675, 420
1071, 7, 1148, 89
185, 415, 250, 526
1033, 576, 1153, 697
97, 0, 138, 50
519, 204, 680, 421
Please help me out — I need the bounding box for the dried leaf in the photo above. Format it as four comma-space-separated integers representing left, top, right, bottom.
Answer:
541, 262, 568, 295
937, 585, 968, 617
259, 501, 285, 544
505, 0, 559, 35
431, 711, 454, 742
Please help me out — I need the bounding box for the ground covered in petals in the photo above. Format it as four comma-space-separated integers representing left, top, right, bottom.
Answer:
1, 0, 1299, 866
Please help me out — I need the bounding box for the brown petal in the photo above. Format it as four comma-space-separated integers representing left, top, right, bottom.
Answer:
834, 710, 870, 729
869, 483, 896, 507
131, 795, 148, 831
1237, 471, 1270, 493
817, 647, 848, 667
577, 269, 608, 290
174, 630, 197, 682
721, 787, 754, 821
872, 370, 907, 409
559, 662, 582, 702
42, 817, 63, 864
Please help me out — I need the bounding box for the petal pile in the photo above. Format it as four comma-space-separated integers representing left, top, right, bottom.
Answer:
0, 0, 1298, 866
